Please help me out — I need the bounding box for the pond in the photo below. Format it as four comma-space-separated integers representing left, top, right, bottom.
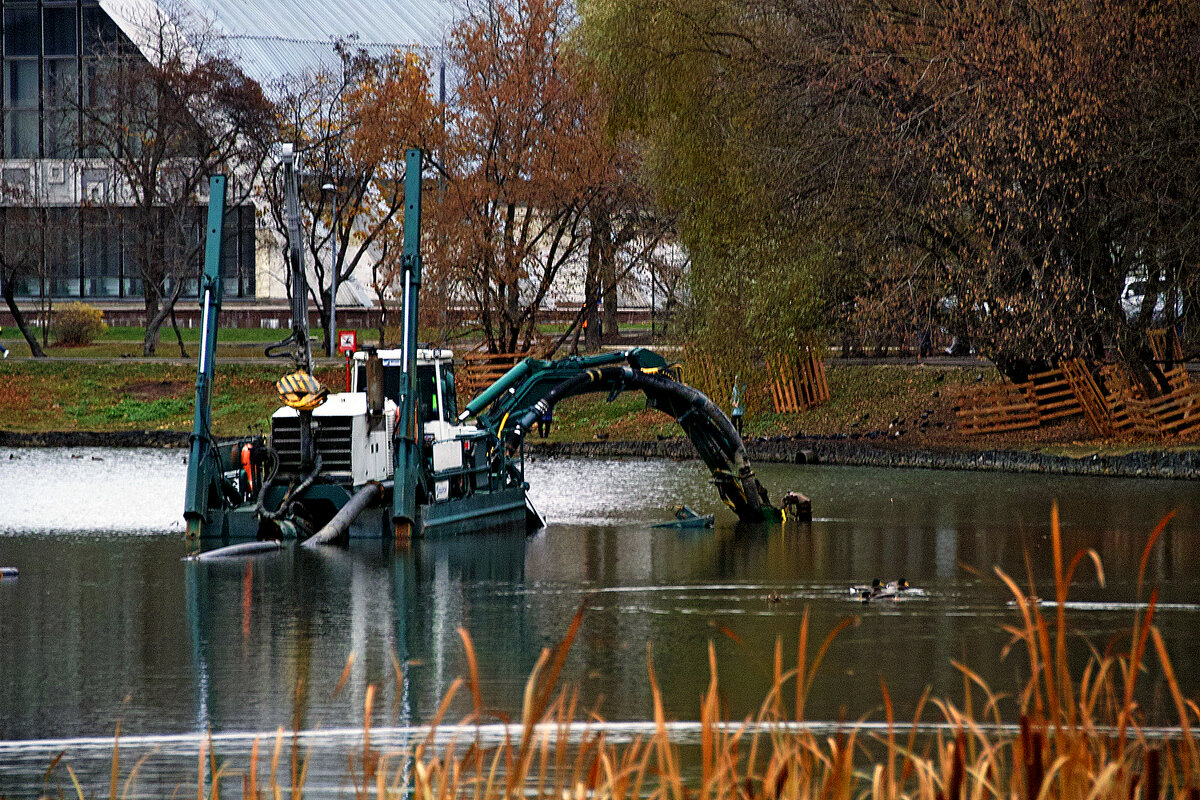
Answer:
1, 448, 1198, 796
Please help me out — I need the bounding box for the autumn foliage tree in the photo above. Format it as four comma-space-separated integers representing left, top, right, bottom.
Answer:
269, 46, 441, 354
424, 0, 639, 355
844, 0, 1200, 384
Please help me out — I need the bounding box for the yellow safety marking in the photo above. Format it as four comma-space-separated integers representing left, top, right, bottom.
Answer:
497, 411, 510, 439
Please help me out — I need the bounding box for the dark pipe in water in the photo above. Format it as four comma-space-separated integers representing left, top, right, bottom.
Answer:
303, 481, 384, 548
185, 540, 285, 561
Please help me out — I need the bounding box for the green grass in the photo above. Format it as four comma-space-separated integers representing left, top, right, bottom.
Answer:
0, 361, 342, 434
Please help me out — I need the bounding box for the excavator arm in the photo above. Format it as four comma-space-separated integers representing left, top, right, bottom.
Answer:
459, 350, 783, 523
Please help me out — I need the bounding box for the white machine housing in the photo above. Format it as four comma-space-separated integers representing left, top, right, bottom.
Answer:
350, 348, 482, 495
270, 393, 395, 486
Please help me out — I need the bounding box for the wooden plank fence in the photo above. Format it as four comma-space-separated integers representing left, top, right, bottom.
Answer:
1149, 328, 1184, 364
1060, 359, 1113, 436
1026, 366, 1081, 423
960, 356, 1200, 440
458, 352, 529, 400
686, 347, 830, 415
956, 382, 1040, 435
767, 350, 830, 413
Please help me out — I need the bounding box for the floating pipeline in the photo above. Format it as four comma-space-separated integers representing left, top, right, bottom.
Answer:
525, 437, 1200, 481
4, 429, 1200, 480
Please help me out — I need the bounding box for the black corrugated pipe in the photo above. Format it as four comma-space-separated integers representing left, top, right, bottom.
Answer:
513, 367, 777, 522
303, 481, 387, 547
184, 540, 286, 561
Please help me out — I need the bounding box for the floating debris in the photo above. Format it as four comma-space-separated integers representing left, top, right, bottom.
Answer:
652, 505, 714, 529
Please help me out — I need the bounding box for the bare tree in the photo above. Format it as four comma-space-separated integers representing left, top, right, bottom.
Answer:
0, 183, 48, 357
80, 3, 272, 355
266, 45, 440, 356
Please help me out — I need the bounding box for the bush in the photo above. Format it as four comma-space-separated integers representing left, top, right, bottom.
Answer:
54, 303, 108, 346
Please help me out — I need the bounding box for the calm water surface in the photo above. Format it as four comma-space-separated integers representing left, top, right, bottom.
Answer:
1, 447, 1198, 796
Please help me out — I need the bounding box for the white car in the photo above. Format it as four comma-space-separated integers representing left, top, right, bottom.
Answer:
1121, 277, 1182, 322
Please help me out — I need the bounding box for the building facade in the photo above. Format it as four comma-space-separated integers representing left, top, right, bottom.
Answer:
0, 0, 448, 318
1, 0, 259, 303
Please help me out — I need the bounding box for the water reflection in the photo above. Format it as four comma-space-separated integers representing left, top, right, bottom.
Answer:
2, 450, 1200, 796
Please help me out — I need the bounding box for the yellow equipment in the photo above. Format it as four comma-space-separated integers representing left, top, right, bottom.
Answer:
276, 371, 328, 411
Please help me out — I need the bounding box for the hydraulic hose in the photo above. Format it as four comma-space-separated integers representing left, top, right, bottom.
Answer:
256, 451, 322, 523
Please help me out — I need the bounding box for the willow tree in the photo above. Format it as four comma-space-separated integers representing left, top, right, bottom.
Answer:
577, 0, 836, 366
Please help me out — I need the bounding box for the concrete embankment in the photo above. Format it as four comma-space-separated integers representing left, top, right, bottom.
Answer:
3, 429, 1198, 480
525, 438, 1200, 480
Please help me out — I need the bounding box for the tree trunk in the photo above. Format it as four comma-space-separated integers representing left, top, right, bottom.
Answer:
1, 277, 47, 357
595, 208, 619, 343
170, 307, 189, 358
585, 228, 601, 351
143, 289, 161, 356
317, 287, 333, 357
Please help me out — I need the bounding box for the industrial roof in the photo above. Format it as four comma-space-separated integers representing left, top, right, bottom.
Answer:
99, 0, 455, 87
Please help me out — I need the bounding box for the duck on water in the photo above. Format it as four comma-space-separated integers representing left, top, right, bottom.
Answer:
851, 578, 913, 602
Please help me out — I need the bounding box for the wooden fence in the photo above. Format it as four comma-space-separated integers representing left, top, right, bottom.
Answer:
1149, 328, 1184, 363
457, 352, 528, 400
767, 350, 830, 413
686, 348, 831, 415
959, 356, 1200, 439
956, 382, 1040, 435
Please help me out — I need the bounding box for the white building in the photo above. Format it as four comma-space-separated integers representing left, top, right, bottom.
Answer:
0, 0, 451, 324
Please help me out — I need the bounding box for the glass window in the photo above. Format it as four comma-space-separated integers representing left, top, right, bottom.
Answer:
3, 7, 39, 58
47, 209, 81, 297
43, 7, 76, 56
82, 210, 119, 297
417, 364, 438, 423
43, 108, 78, 157
4, 59, 39, 107
4, 109, 39, 157
3, 208, 43, 288
44, 58, 78, 106
440, 365, 459, 420
82, 5, 118, 57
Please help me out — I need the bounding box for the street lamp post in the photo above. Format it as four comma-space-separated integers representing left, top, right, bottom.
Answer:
323, 183, 338, 356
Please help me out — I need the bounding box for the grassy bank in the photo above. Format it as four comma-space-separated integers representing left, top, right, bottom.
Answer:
0, 361, 344, 435
549, 364, 998, 445
1, 359, 1193, 453
0, 360, 991, 440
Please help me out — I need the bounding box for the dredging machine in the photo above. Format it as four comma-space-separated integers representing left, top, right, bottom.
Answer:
183, 147, 794, 544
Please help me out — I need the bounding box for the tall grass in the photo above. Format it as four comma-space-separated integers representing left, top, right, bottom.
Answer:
44, 508, 1195, 800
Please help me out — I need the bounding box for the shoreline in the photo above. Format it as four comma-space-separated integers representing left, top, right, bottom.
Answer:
527, 438, 1200, 479
4, 429, 1199, 480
